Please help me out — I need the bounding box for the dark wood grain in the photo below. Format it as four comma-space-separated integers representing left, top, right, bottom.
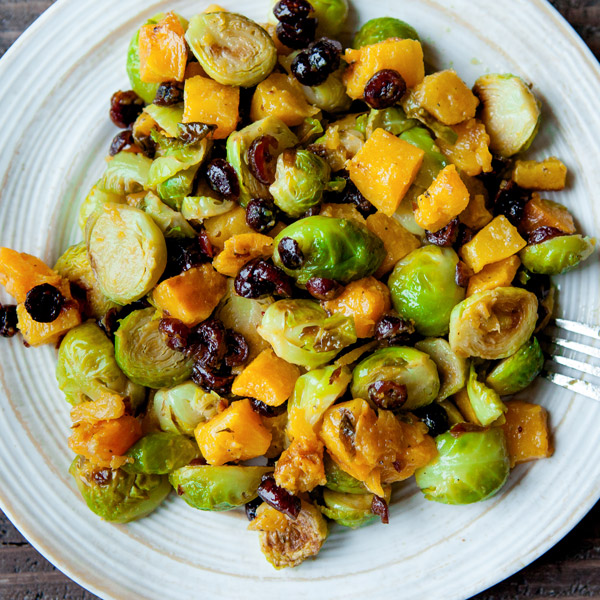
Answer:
0, 0, 599, 598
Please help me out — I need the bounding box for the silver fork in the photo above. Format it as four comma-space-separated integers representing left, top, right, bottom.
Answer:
543, 318, 600, 401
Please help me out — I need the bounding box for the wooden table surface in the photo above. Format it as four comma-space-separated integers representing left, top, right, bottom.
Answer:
0, 0, 599, 598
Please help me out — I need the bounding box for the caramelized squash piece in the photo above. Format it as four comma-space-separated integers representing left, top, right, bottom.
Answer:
213, 233, 273, 277
320, 203, 366, 226
459, 188, 493, 230
520, 194, 576, 235
70, 395, 126, 425
17, 303, 82, 347
512, 157, 567, 191
438, 119, 493, 176
204, 205, 254, 249
466, 256, 521, 297
274, 437, 327, 493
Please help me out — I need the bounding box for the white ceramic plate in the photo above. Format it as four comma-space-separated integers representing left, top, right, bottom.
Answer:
0, 1, 599, 598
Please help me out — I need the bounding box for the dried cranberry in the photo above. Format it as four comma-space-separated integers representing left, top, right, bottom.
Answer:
190, 318, 228, 367
245, 497, 263, 521
191, 363, 235, 395
493, 180, 531, 226
189, 457, 208, 466
159, 318, 191, 352
246, 199, 278, 233
224, 331, 250, 368
528, 226, 567, 245
250, 398, 288, 418
0, 305, 18, 338
374, 315, 415, 345
368, 380, 408, 411
234, 258, 293, 299
205, 159, 240, 200
91, 468, 112, 486
276, 19, 317, 50
339, 410, 356, 455
328, 172, 375, 217
164, 234, 212, 279
455, 223, 475, 248
426, 218, 459, 247
178, 122, 216, 145
24, 284, 65, 323
247, 135, 278, 185
364, 69, 407, 109
291, 38, 342, 86
153, 82, 184, 106
414, 403, 450, 437
306, 277, 343, 300
277, 237, 304, 269
371, 495, 389, 524
109, 90, 144, 129
455, 261, 472, 288
109, 130, 134, 156
99, 299, 150, 340
257, 474, 301, 519
273, 0, 313, 23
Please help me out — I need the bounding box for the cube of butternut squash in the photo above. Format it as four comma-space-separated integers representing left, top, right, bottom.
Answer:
438, 119, 493, 176
320, 203, 366, 226
466, 256, 521, 297
195, 398, 272, 465
365, 212, 421, 276
520, 194, 576, 235
139, 12, 187, 83
153, 264, 227, 326
412, 70, 479, 125
183, 75, 240, 139
212, 233, 273, 277
347, 128, 425, 216
204, 206, 255, 250
231, 348, 300, 406
274, 437, 326, 493
250, 73, 319, 127
460, 215, 527, 273
17, 302, 81, 347
512, 157, 567, 191
343, 38, 425, 100
459, 190, 493, 230
501, 400, 553, 468
414, 164, 470, 232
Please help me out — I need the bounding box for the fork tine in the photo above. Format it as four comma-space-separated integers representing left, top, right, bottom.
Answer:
542, 335, 600, 360
543, 370, 600, 402
554, 318, 600, 340
548, 355, 600, 378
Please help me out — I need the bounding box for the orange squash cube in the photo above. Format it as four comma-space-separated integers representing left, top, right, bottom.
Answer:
153, 264, 228, 327
195, 398, 272, 465
414, 164, 470, 232
139, 12, 187, 83
460, 215, 527, 273
204, 206, 255, 249
520, 194, 576, 235
512, 157, 567, 190
183, 75, 240, 140
501, 400, 553, 468
466, 256, 521, 297
231, 349, 301, 407
343, 39, 425, 100
459, 190, 493, 230
17, 302, 81, 347
347, 128, 425, 216
274, 437, 327, 493
212, 233, 273, 277
70, 395, 126, 425
438, 119, 493, 176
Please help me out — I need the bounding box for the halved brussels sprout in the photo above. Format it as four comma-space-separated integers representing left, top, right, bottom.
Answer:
86, 203, 167, 305
186, 12, 276, 87
415, 338, 469, 401
169, 465, 271, 511
439, 400, 465, 426
157, 166, 200, 209
473, 74, 541, 157
270, 149, 331, 217
181, 196, 235, 222
123, 432, 199, 474
310, 0, 349, 37
226, 116, 298, 207
128, 191, 196, 238
319, 487, 390, 529
301, 68, 351, 113
324, 452, 368, 494
56, 322, 146, 409
415, 428, 510, 505
144, 104, 185, 138
97, 152, 152, 195
272, 216, 385, 285
351, 347, 440, 411
257, 299, 357, 368
466, 364, 507, 426
79, 183, 124, 233
353, 16, 420, 47
519, 235, 595, 275
401, 97, 458, 145
486, 337, 544, 396
363, 107, 418, 138
115, 308, 193, 389
449, 287, 538, 359
148, 138, 211, 188
296, 117, 325, 146
70, 455, 171, 523
388, 246, 465, 337
153, 382, 227, 437
311, 113, 366, 172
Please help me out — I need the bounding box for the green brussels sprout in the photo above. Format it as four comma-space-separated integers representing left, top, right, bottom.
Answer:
156, 166, 200, 209
466, 364, 507, 426
295, 117, 325, 146
123, 432, 199, 474
257, 299, 357, 368
153, 382, 226, 437
312, 113, 366, 172
319, 487, 390, 528
115, 308, 194, 389
272, 216, 385, 285
415, 338, 469, 401
127, 191, 196, 238
351, 347, 440, 411
353, 16, 420, 48
227, 116, 298, 207
519, 235, 595, 275
301, 68, 351, 113
324, 453, 368, 494
449, 287, 538, 359
310, 0, 349, 36
78, 183, 124, 233
70, 455, 171, 523
473, 74, 541, 157
148, 138, 211, 188
169, 465, 272, 511
402, 95, 459, 145
486, 337, 544, 396
56, 322, 146, 409
269, 149, 331, 217
181, 196, 235, 222
363, 107, 418, 138
97, 151, 152, 195
186, 12, 276, 87
144, 104, 185, 138
439, 400, 465, 426
388, 246, 465, 337
85, 203, 167, 305
415, 428, 510, 505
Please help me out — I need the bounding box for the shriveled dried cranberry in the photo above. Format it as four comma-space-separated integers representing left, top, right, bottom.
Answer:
276, 19, 317, 50
164, 234, 212, 279
98, 299, 150, 340
371, 495, 389, 524
0, 305, 18, 338
426, 218, 459, 247
528, 226, 567, 245
327, 172, 375, 217
154, 81, 184, 106
374, 315, 415, 345
189, 456, 208, 466
455, 223, 475, 248
234, 258, 293, 299
291, 38, 342, 86
246, 199, 278, 233
339, 410, 356, 455
159, 318, 191, 352
306, 277, 343, 300
455, 261, 472, 288
178, 122, 216, 145
277, 237, 304, 269
368, 380, 408, 411
414, 403, 450, 437
190, 318, 228, 367
273, 0, 313, 22
303, 205, 321, 218
191, 363, 235, 395
245, 497, 263, 521
205, 159, 240, 200
250, 398, 288, 418
247, 135, 278, 185
493, 180, 531, 226
109, 130, 134, 156
109, 90, 144, 129
224, 331, 250, 368
257, 474, 301, 519
364, 69, 407, 109
24, 284, 65, 323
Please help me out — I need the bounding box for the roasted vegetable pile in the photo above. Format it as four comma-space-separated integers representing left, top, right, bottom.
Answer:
0, 0, 595, 569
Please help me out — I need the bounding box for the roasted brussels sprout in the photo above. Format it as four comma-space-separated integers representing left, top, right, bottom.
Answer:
473, 74, 541, 157
86, 203, 167, 305
56, 322, 145, 409
310, 0, 349, 37
114, 308, 193, 388
319, 487, 390, 528
148, 137, 211, 189
353, 16, 420, 48
169, 465, 271, 511
70, 455, 171, 523
157, 167, 200, 209
486, 337, 544, 396
79, 184, 124, 233
153, 382, 227, 437
363, 107, 417, 137
127, 191, 196, 238
301, 68, 351, 113
466, 364, 507, 426
401, 95, 458, 146
449, 287, 538, 359
97, 151, 152, 195
324, 452, 368, 494
519, 235, 595, 275
181, 196, 235, 222
415, 428, 510, 505
351, 347, 440, 411
388, 246, 465, 337
272, 216, 385, 285
270, 149, 331, 217
144, 104, 184, 138
311, 113, 366, 172
186, 12, 276, 87
257, 299, 356, 368
123, 432, 199, 474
